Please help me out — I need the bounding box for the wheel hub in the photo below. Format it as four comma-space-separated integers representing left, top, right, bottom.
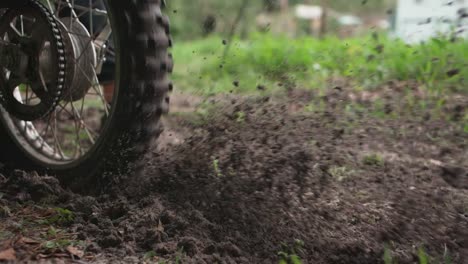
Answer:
58, 17, 97, 102
0, 0, 98, 121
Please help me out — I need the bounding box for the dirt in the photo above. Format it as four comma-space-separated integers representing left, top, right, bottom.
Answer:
0, 86, 467, 263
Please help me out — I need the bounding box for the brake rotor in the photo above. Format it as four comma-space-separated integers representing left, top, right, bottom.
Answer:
0, 0, 66, 121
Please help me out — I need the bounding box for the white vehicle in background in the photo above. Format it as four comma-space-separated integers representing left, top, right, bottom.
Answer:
394, 0, 468, 43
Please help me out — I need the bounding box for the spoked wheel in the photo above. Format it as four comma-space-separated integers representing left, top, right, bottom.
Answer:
0, 0, 173, 191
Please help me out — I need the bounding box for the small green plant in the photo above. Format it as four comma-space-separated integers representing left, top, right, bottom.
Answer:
47, 226, 58, 238
418, 247, 430, 264
45, 208, 75, 225
363, 153, 385, 167
328, 165, 355, 182
175, 247, 185, 264
278, 239, 304, 264
235, 111, 246, 123
43, 239, 75, 251
212, 158, 223, 177
383, 246, 394, 264
371, 99, 388, 119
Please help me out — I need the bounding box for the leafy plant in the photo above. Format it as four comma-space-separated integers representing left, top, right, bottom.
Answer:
43, 239, 74, 251
418, 247, 430, 264
363, 153, 385, 167
45, 208, 75, 225
278, 239, 304, 264
235, 111, 246, 123
212, 158, 223, 177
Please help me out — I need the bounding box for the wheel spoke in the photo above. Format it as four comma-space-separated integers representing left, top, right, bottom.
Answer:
52, 111, 66, 159
0, 0, 116, 164
70, 100, 96, 144
7, 24, 21, 39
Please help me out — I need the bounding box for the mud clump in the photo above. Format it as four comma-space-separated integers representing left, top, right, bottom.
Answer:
0, 170, 69, 203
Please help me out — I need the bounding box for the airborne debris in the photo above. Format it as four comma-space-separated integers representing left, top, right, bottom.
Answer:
446, 69, 460, 77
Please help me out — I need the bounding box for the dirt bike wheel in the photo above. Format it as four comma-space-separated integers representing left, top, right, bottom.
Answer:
0, 0, 173, 191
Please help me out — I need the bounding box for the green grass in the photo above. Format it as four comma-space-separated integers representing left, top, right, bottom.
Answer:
383, 245, 454, 264
173, 33, 468, 96
278, 239, 304, 264
363, 153, 385, 167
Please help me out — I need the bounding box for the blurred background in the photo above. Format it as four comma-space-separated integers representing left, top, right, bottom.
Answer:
166, 0, 468, 100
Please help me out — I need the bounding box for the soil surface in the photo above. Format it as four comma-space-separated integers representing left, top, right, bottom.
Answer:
0, 86, 467, 263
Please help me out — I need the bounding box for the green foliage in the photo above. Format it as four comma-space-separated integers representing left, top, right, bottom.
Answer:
43, 208, 74, 225
383, 245, 396, 264
328, 166, 355, 182
363, 153, 385, 167
43, 239, 76, 250
235, 111, 246, 123
173, 34, 468, 96
212, 158, 223, 177
278, 239, 304, 264
463, 114, 468, 134
418, 247, 430, 264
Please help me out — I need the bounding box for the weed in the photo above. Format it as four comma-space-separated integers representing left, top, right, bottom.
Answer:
418, 247, 430, 264
47, 226, 58, 238
212, 158, 223, 177
43, 239, 75, 251
328, 166, 355, 182
278, 239, 304, 264
383, 245, 394, 264
363, 153, 385, 167
175, 247, 185, 264
42, 208, 74, 225
235, 111, 246, 123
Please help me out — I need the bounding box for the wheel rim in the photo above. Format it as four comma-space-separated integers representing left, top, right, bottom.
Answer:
0, 0, 117, 168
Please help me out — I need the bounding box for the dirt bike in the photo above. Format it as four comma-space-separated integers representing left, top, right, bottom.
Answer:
0, 0, 172, 190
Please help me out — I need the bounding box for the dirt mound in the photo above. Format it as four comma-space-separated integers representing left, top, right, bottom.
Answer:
88, 95, 467, 263
0, 170, 68, 203
1, 92, 467, 263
